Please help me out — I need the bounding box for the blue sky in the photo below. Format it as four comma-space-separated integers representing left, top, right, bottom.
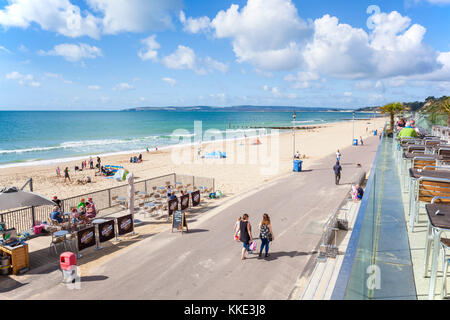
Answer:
0, 0, 449, 110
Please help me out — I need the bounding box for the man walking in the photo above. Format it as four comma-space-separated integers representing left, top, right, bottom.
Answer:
333, 161, 343, 185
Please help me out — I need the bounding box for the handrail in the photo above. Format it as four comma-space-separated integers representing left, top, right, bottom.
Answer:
331, 125, 386, 300
423, 166, 450, 171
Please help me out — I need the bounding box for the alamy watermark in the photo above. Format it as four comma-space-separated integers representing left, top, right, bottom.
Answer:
169, 121, 281, 176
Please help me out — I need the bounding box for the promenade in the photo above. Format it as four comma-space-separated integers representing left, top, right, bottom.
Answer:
1, 134, 381, 300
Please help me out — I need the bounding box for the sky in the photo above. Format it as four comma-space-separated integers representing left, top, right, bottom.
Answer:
0, 0, 449, 110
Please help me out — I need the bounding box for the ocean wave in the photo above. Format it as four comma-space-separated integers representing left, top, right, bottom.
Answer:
0, 137, 160, 155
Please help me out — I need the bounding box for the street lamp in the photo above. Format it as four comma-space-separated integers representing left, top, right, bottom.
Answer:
293, 111, 296, 157
352, 111, 355, 145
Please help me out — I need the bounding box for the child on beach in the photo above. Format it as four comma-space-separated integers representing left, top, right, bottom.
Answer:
336, 150, 341, 162
56, 167, 61, 177
64, 167, 70, 182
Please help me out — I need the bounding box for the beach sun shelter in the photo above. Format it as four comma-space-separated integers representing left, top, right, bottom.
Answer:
0, 186, 55, 211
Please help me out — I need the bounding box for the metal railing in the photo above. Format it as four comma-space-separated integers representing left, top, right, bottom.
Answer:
0, 173, 215, 233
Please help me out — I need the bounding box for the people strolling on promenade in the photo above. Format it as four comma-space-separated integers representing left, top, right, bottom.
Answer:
333, 161, 342, 185
258, 213, 274, 258
237, 213, 253, 260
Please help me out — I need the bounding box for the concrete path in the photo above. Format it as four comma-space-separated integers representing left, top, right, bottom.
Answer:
5, 135, 381, 300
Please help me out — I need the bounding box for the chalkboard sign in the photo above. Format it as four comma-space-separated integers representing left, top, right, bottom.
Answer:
180, 194, 189, 210
98, 220, 115, 243
191, 190, 200, 207
77, 226, 96, 251
168, 198, 178, 216
172, 210, 188, 233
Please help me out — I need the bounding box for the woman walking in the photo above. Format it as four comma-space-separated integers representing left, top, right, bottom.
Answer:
237, 214, 253, 260
258, 213, 274, 258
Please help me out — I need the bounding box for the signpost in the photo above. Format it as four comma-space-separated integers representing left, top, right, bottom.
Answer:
172, 210, 188, 234
117, 214, 134, 236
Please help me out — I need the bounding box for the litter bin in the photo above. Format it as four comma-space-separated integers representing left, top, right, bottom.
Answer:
0, 255, 10, 275
60, 252, 77, 283
353, 139, 358, 146
293, 160, 303, 172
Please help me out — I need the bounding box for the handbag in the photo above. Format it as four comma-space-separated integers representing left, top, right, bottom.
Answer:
268, 233, 273, 242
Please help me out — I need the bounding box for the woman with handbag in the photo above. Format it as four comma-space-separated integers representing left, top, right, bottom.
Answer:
258, 213, 274, 258
237, 213, 253, 260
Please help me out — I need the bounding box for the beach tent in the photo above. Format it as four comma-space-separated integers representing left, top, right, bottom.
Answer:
114, 168, 129, 182
203, 151, 227, 159
0, 187, 55, 211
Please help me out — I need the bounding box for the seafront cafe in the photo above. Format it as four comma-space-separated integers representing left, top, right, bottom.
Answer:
0, 174, 210, 276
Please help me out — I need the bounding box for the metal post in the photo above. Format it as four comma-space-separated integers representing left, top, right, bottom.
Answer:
108, 189, 111, 208
193, 176, 195, 190
29, 178, 36, 227
352, 112, 355, 145
213, 178, 215, 192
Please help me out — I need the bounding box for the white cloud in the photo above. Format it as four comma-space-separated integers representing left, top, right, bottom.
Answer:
179, 11, 211, 34
86, 0, 181, 34
113, 82, 133, 91
162, 77, 177, 86
88, 85, 101, 90
210, 0, 312, 71
162, 45, 228, 75
0, 45, 11, 53
40, 43, 102, 62
6, 71, 40, 87
0, 0, 101, 39
263, 84, 296, 99
0, 0, 181, 39
138, 35, 160, 61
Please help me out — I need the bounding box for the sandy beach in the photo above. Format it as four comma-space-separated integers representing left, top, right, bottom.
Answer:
0, 117, 386, 202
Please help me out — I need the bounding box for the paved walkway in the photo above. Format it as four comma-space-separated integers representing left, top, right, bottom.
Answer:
1, 135, 381, 300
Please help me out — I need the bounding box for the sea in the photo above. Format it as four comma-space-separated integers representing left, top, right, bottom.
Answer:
0, 110, 377, 168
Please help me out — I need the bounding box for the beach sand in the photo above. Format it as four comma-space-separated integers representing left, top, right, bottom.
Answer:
0, 118, 386, 201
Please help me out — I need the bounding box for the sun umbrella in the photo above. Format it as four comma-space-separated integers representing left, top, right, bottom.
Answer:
0, 187, 56, 211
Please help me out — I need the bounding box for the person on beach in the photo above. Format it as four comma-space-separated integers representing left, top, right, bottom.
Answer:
237, 213, 253, 260
333, 161, 343, 185
233, 217, 241, 241
294, 151, 300, 159
138, 154, 143, 163
71, 207, 80, 225
89, 157, 94, 169
56, 166, 61, 177
258, 213, 274, 258
360, 136, 364, 146
336, 150, 341, 162
64, 167, 71, 182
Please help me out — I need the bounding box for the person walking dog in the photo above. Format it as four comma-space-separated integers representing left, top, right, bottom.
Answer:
258, 213, 274, 258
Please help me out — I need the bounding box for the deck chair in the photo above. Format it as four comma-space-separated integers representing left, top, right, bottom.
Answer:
410, 177, 450, 232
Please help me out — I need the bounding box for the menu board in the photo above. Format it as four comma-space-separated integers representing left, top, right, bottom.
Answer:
98, 220, 115, 243
77, 226, 96, 251
172, 211, 188, 233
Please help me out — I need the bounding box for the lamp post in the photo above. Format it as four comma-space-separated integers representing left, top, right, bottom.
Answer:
352, 111, 355, 145
293, 111, 296, 157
